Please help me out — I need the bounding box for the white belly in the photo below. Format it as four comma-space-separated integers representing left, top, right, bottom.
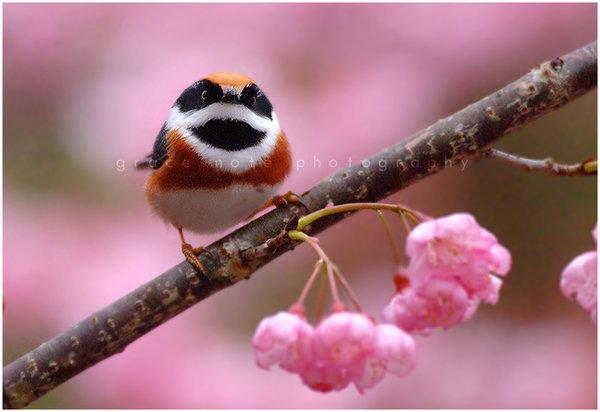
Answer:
149, 184, 280, 234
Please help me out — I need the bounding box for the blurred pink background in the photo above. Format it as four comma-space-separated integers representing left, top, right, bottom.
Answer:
3, 3, 597, 408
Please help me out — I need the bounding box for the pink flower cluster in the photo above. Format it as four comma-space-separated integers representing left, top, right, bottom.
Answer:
560, 224, 597, 322
253, 212, 512, 394
384, 213, 512, 333
253, 309, 416, 393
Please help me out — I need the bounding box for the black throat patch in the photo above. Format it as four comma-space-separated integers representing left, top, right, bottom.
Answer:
191, 119, 266, 151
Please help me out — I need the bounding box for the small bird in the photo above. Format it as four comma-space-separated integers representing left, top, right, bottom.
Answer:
136, 73, 297, 271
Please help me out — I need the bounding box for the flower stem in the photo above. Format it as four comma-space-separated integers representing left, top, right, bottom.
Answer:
375, 210, 402, 266
315, 268, 327, 321
294, 259, 324, 307
296, 202, 425, 231
398, 210, 413, 235
288, 230, 309, 241
331, 264, 362, 312
289, 230, 343, 308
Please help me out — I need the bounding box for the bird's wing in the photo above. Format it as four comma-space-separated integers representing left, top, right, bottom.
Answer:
135, 124, 169, 170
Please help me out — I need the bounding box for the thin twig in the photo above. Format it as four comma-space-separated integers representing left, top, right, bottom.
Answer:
3, 41, 597, 409
485, 148, 597, 176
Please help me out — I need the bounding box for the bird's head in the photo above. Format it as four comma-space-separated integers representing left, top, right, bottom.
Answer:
165, 73, 280, 155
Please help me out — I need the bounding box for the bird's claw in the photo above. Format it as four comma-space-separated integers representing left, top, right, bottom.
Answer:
181, 243, 206, 273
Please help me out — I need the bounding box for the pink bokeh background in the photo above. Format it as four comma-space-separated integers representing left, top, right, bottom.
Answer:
3, 3, 597, 408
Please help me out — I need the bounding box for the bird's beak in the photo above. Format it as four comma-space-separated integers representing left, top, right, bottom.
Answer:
222, 92, 240, 104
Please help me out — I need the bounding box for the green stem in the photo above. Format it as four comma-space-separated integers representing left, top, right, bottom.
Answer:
288, 230, 309, 241
296, 202, 424, 231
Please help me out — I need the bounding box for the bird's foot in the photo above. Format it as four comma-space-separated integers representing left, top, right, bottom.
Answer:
181, 242, 206, 273
272, 191, 302, 207
247, 191, 304, 220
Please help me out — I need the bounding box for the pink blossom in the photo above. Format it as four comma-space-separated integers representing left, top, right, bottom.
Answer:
560, 224, 597, 322
312, 312, 376, 367
303, 313, 418, 393
352, 324, 416, 392
561, 251, 597, 322
299, 362, 352, 393
478, 275, 503, 305
254, 310, 418, 394
383, 277, 472, 333
299, 312, 377, 393
252, 311, 314, 372
490, 244, 512, 276
405, 213, 511, 299
371, 324, 416, 377
308, 312, 377, 392
461, 298, 481, 323
352, 354, 387, 392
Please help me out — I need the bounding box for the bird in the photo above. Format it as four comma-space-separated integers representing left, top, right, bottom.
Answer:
136, 72, 298, 272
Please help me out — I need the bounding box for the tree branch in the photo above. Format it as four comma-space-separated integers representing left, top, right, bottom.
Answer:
3, 42, 597, 409
484, 148, 597, 176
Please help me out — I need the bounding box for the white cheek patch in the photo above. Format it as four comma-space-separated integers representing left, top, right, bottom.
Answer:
166, 105, 282, 174
166, 104, 275, 133
180, 128, 279, 174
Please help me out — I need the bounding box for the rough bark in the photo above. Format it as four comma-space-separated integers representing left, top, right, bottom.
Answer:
3, 41, 597, 409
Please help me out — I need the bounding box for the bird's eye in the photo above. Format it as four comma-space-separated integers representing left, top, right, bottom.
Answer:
239, 84, 272, 119
241, 91, 257, 107
176, 80, 223, 112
